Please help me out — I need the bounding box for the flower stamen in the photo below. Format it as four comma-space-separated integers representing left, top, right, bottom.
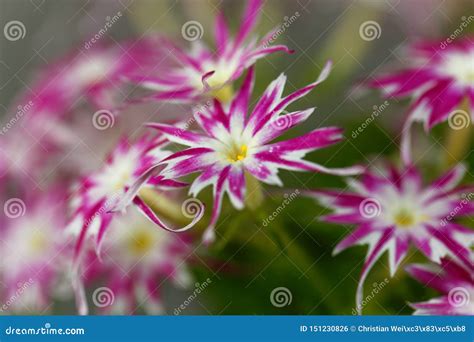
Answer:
394, 209, 415, 227
227, 144, 247, 163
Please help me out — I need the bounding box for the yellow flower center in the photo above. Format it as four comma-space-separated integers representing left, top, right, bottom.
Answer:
29, 230, 48, 253
227, 144, 247, 163
128, 229, 156, 256
394, 209, 415, 227
209, 84, 234, 103
112, 171, 132, 191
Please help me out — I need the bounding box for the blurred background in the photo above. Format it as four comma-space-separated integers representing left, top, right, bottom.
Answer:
0, 0, 473, 315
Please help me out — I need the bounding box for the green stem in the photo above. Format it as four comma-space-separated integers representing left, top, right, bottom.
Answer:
443, 99, 472, 168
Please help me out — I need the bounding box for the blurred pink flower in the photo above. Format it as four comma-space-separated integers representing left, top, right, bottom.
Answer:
0, 191, 71, 313
407, 259, 473, 315
74, 209, 193, 315
368, 37, 474, 163
66, 134, 202, 264
17, 37, 161, 115
127, 0, 293, 104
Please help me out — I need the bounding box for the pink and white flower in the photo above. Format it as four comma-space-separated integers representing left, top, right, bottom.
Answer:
0, 192, 71, 313
128, 0, 292, 104
308, 163, 474, 314
368, 37, 474, 163
17, 37, 161, 115
407, 259, 473, 315
140, 62, 363, 243
75, 209, 193, 315
66, 134, 203, 263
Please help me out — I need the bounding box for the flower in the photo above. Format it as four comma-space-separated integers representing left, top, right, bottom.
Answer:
74, 209, 193, 315
14, 37, 160, 119
141, 62, 363, 244
0, 192, 71, 313
127, 0, 293, 104
66, 134, 203, 264
368, 37, 474, 163
308, 163, 474, 314
0, 38, 162, 184
407, 259, 473, 315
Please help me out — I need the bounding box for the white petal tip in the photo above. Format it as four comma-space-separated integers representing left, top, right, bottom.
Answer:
202, 226, 216, 246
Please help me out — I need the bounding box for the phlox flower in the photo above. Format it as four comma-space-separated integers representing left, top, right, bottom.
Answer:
127, 0, 292, 104
66, 134, 203, 263
308, 163, 474, 314
139, 62, 363, 243
74, 209, 193, 315
407, 259, 473, 315
0, 38, 161, 183
0, 192, 71, 313
16, 37, 160, 116
368, 37, 473, 163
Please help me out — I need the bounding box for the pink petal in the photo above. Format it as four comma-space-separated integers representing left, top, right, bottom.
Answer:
228, 167, 246, 209
369, 69, 434, 97
147, 123, 208, 147
252, 108, 314, 145
204, 166, 231, 244
229, 67, 254, 134
333, 224, 377, 255
356, 229, 394, 314
215, 11, 229, 55
233, 0, 262, 50
133, 195, 204, 233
